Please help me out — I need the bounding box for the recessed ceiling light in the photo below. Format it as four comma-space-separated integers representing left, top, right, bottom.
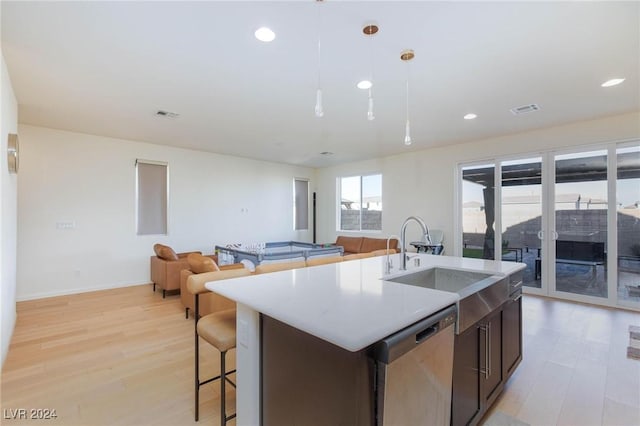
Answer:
601, 78, 625, 87
254, 27, 275, 42
357, 80, 372, 90
464, 113, 477, 120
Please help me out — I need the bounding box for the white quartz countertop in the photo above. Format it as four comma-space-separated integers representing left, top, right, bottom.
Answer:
205, 253, 525, 352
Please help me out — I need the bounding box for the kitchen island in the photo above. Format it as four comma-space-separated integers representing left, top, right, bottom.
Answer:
205, 253, 525, 425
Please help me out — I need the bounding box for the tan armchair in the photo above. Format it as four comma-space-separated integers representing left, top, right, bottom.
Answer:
151, 244, 211, 298
180, 253, 245, 318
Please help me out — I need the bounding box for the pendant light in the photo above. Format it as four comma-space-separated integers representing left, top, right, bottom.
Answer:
314, 0, 324, 118
401, 49, 414, 145
363, 24, 378, 121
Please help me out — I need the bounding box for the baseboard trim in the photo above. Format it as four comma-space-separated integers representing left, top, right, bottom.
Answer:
1, 309, 17, 370
16, 280, 152, 302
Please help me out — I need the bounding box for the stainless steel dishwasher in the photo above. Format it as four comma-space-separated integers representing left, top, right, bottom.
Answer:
371, 305, 457, 426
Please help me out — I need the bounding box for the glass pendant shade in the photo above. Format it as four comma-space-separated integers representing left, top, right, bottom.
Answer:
404, 120, 412, 145
367, 92, 375, 121
315, 89, 324, 118
401, 49, 414, 146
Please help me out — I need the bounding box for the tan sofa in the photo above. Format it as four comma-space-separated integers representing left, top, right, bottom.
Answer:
334, 236, 398, 256
180, 246, 395, 319
181, 253, 345, 319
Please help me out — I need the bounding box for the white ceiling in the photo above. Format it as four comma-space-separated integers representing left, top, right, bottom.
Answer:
2, 1, 638, 168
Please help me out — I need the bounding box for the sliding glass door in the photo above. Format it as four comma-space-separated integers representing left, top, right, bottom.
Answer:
552, 150, 608, 299
458, 141, 640, 309
500, 158, 543, 289
462, 164, 496, 261
617, 145, 640, 307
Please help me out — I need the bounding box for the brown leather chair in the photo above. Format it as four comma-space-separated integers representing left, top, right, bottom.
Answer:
180, 254, 244, 319
150, 244, 207, 298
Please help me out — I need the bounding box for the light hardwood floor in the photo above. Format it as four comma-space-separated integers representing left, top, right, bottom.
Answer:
2, 285, 235, 425
487, 294, 640, 426
2, 285, 639, 425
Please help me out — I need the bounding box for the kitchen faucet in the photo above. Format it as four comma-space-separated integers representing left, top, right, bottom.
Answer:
385, 234, 399, 274
400, 216, 431, 270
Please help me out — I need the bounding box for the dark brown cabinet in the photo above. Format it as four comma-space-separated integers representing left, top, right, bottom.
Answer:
451, 287, 522, 426
481, 308, 503, 408
502, 292, 523, 378
451, 323, 482, 426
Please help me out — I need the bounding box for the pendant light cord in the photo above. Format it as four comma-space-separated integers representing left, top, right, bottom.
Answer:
406, 63, 410, 123
317, 38, 321, 89
316, 0, 322, 90
367, 25, 375, 120
403, 52, 412, 145
369, 31, 374, 98
314, 0, 324, 118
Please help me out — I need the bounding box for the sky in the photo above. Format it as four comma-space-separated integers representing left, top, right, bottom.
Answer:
340, 174, 382, 203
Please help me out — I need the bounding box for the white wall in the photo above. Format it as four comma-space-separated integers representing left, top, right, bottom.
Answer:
316, 112, 640, 250
17, 125, 314, 300
1, 54, 19, 366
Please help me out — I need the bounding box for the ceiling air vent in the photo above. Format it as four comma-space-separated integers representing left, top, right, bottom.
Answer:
510, 104, 540, 116
155, 110, 180, 119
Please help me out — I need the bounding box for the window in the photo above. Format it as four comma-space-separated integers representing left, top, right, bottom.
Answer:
136, 159, 168, 235
294, 179, 309, 230
338, 174, 382, 231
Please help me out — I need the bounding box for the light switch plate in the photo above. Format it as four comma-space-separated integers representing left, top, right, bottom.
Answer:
56, 221, 76, 229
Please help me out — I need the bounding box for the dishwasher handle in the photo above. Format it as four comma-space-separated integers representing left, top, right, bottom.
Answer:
371, 305, 457, 364
415, 325, 438, 344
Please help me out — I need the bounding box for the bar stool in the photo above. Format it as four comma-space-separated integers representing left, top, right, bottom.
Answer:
187, 268, 250, 424
195, 309, 236, 425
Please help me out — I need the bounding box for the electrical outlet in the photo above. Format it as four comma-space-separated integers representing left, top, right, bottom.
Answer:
56, 221, 76, 230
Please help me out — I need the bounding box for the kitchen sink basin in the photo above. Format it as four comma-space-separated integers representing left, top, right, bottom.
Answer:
386, 267, 494, 294
385, 267, 508, 334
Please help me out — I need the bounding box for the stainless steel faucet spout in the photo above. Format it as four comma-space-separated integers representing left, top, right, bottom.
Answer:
400, 216, 430, 270
385, 234, 399, 274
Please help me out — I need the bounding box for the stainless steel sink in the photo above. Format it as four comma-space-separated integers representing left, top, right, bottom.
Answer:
386, 267, 508, 334
386, 267, 493, 293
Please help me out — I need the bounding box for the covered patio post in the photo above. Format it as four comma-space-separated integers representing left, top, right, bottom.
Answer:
483, 186, 495, 259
